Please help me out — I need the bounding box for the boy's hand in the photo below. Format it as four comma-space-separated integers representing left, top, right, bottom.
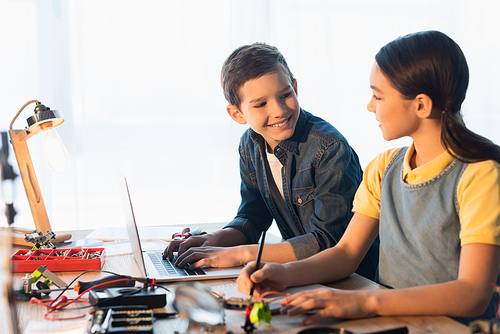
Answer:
163, 227, 247, 262
236, 261, 289, 297
172, 245, 247, 269
162, 234, 213, 261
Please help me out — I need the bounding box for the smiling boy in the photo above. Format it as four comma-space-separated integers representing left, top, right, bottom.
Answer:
164, 43, 379, 280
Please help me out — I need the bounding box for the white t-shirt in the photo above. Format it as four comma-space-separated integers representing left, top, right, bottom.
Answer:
266, 150, 285, 199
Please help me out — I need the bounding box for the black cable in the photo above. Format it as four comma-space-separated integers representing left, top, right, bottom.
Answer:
49, 269, 166, 308
59, 283, 173, 311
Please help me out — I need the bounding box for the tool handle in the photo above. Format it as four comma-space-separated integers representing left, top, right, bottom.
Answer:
76, 275, 134, 294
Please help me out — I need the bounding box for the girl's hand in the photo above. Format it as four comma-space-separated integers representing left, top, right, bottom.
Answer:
280, 288, 374, 325
236, 261, 289, 297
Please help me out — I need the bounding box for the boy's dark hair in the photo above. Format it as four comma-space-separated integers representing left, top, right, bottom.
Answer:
376, 30, 500, 164
221, 43, 295, 109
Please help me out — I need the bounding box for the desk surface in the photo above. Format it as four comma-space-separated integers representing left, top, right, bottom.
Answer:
7, 228, 470, 334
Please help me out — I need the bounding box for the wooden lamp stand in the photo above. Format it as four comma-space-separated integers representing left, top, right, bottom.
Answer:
8, 100, 71, 246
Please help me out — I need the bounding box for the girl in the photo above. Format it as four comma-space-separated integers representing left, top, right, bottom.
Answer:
236, 30, 500, 325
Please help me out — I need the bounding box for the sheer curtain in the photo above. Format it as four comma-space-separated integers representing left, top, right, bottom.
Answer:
1, 0, 499, 232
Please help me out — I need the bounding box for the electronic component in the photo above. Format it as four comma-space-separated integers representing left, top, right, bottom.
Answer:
88, 309, 155, 334
89, 287, 167, 309
24, 265, 67, 293
24, 230, 56, 249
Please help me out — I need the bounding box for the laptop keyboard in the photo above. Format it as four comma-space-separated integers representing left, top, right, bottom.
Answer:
148, 252, 206, 277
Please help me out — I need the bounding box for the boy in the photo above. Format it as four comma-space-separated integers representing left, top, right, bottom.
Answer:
164, 43, 378, 280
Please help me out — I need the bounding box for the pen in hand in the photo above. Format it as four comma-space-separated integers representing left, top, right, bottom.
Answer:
249, 231, 266, 299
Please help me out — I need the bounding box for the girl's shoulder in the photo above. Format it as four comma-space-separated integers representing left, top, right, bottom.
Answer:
458, 159, 500, 210
362, 148, 403, 194
461, 159, 500, 184
353, 148, 403, 217
466, 159, 500, 171
365, 147, 402, 175
458, 159, 500, 247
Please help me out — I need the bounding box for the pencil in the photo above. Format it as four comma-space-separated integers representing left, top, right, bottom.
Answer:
249, 230, 266, 298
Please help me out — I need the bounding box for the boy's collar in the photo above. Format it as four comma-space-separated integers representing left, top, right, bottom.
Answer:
249, 108, 305, 155
276, 108, 305, 154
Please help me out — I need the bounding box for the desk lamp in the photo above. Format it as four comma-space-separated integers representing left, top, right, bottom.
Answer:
8, 100, 72, 245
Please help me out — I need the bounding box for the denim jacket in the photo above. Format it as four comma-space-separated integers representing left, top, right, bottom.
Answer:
225, 109, 379, 280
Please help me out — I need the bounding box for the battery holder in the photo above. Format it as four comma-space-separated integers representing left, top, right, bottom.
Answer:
89, 287, 167, 309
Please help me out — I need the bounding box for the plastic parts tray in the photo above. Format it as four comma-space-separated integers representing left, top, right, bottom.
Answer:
11, 248, 105, 272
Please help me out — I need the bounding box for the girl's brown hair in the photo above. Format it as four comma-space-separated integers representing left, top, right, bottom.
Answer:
376, 30, 500, 164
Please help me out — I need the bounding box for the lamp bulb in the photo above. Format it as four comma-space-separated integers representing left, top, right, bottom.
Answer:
41, 128, 71, 172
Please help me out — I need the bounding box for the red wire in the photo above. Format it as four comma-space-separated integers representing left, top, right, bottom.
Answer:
30, 297, 51, 308
44, 313, 89, 321
56, 278, 134, 310
30, 278, 135, 321
31, 296, 90, 321
30, 297, 89, 308
257, 291, 290, 304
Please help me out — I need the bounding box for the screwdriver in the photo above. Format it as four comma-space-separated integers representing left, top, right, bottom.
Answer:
73, 274, 135, 293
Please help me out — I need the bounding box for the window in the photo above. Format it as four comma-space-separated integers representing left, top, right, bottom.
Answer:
1, 0, 499, 232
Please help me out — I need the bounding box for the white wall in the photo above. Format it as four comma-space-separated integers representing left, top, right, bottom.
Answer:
1, 0, 499, 232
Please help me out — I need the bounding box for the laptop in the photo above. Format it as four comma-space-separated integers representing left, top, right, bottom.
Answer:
115, 170, 243, 282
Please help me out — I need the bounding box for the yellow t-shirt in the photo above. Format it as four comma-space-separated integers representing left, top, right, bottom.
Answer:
353, 143, 500, 246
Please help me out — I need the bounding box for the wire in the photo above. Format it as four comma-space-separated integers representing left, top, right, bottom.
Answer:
32, 278, 134, 311
33, 276, 139, 321
68, 283, 171, 311
149, 284, 171, 293
31, 269, 171, 321
62, 278, 135, 309
10, 100, 39, 129
30, 296, 92, 321
44, 313, 89, 321
40, 281, 172, 313
257, 291, 290, 304
49, 269, 149, 308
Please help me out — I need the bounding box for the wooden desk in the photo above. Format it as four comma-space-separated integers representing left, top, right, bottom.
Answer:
8, 232, 470, 334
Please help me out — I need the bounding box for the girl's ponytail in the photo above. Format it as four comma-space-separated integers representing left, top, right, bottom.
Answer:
441, 111, 500, 164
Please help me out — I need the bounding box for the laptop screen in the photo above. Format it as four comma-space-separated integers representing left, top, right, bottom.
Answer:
115, 169, 147, 277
